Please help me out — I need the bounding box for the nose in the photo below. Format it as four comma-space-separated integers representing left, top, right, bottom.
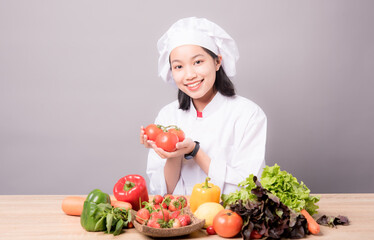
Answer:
185, 66, 197, 80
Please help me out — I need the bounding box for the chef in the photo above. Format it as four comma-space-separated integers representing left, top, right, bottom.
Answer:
140, 17, 267, 196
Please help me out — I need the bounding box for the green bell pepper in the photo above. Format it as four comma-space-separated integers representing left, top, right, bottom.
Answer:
80, 189, 111, 232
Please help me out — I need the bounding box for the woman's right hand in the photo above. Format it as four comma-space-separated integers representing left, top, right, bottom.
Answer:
149, 138, 195, 159
140, 126, 153, 148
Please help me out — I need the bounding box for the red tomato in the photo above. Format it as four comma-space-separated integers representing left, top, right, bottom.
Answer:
145, 124, 163, 141
250, 230, 262, 239
213, 209, 243, 238
155, 132, 179, 152
206, 225, 216, 235
168, 128, 185, 142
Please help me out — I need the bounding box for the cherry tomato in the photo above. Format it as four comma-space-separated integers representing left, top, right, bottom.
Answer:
144, 124, 163, 141
250, 230, 262, 239
206, 225, 216, 235
213, 209, 243, 238
155, 132, 179, 152
168, 128, 185, 142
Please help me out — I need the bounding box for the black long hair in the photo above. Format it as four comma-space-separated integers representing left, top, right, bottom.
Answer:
177, 47, 236, 110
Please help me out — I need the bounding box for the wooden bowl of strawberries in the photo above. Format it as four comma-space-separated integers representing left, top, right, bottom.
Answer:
132, 195, 205, 237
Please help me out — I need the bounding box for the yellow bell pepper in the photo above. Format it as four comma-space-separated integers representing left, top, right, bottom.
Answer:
190, 177, 221, 213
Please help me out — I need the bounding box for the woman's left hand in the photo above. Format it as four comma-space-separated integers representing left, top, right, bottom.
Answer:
150, 138, 196, 159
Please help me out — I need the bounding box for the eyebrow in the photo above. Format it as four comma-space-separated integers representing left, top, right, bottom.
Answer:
170, 54, 205, 65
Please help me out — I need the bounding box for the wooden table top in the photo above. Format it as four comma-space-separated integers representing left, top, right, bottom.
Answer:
0, 194, 373, 239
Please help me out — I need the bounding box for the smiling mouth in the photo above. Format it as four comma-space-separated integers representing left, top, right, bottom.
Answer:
186, 80, 203, 89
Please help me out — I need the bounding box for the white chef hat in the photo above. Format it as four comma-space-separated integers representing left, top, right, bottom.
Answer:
157, 17, 240, 85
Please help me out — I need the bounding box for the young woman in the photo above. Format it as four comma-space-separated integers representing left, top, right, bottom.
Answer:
140, 17, 267, 196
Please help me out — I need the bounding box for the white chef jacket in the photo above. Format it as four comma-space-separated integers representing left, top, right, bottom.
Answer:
146, 92, 267, 196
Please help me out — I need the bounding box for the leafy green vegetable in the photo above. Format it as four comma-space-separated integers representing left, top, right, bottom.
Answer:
221, 164, 320, 216
261, 164, 320, 215
91, 203, 132, 235
229, 176, 309, 240
317, 215, 349, 227
108, 207, 132, 236
221, 174, 257, 208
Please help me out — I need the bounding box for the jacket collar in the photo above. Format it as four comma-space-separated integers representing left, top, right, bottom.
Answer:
188, 92, 226, 119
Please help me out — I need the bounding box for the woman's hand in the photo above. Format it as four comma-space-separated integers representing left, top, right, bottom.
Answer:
150, 138, 196, 159
140, 126, 153, 148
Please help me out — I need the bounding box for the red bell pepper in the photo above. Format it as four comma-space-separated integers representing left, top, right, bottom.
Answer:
113, 174, 149, 211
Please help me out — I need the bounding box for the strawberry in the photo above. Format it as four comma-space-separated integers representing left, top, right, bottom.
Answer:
153, 195, 164, 205
170, 210, 181, 219
163, 194, 174, 210
151, 208, 170, 222
136, 208, 150, 224
177, 214, 191, 226
141, 200, 154, 213
172, 218, 181, 228
164, 194, 175, 200
152, 204, 161, 210
168, 199, 182, 212
147, 219, 160, 228
162, 196, 172, 209
161, 202, 168, 209
150, 211, 158, 220
177, 196, 188, 208
153, 202, 168, 210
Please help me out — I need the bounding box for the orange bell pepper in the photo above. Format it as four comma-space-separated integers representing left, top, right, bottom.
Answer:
190, 177, 221, 213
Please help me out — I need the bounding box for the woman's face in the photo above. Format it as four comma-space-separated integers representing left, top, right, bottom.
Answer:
170, 45, 221, 101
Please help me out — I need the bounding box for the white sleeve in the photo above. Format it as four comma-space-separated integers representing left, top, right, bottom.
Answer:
146, 149, 168, 195
208, 106, 267, 194
145, 110, 169, 196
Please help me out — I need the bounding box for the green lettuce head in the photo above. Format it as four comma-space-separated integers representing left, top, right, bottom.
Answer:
261, 164, 320, 215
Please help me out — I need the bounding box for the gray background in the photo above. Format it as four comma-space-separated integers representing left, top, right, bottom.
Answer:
1, 0, 373, 195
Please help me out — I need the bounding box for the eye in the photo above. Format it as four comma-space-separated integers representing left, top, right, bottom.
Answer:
173, 65, 182, 70
194, 60, 203, 65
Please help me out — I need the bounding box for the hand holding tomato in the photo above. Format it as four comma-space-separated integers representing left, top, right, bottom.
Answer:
144, 124, 163, 141
213, 209, 243, 238
155, 131, 179, 152
140, 126, 154, 149
141, 124, 190, 155
150, 138, 195, 159
168, 127, 185, 142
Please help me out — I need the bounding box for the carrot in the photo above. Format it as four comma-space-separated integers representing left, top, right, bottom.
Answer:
300, 209, 320, 234
61, 196, 85, 216
111, 200, 132, 210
